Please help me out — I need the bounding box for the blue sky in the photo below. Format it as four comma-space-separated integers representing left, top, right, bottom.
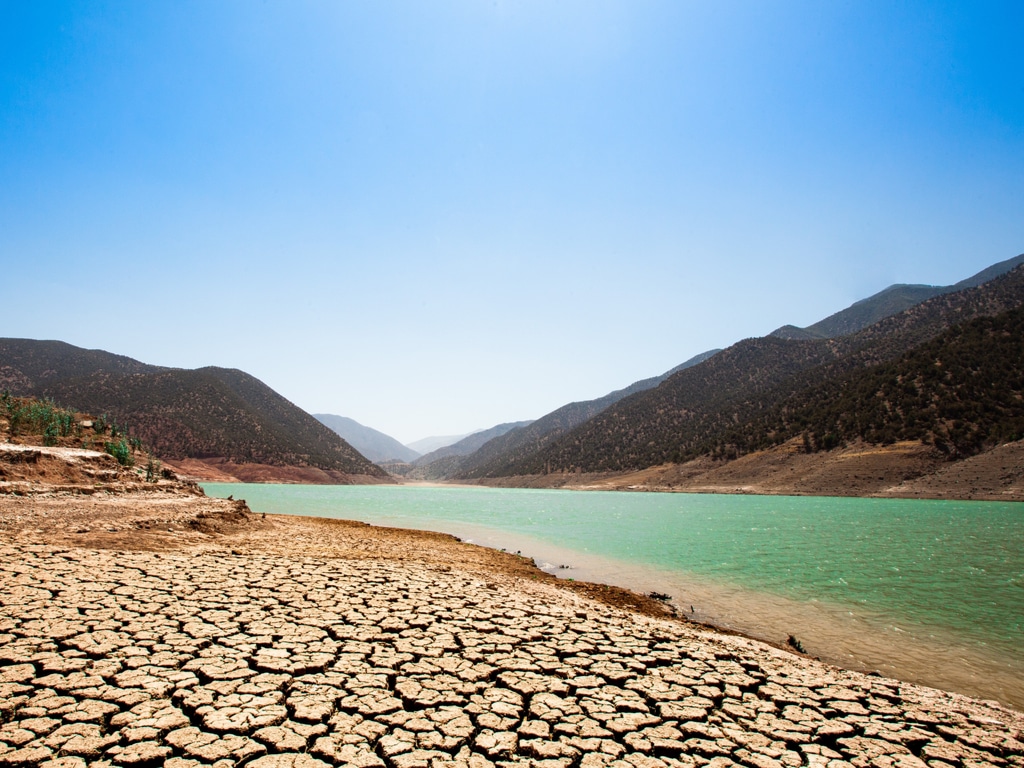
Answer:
2, 1, 1022, 445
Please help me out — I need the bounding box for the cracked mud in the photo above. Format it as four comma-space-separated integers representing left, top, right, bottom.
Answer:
1, 495, 1022, 768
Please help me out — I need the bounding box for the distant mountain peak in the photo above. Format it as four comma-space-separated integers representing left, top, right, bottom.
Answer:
770, 254, 1024, 341
405, 433, 479, 455
314, 414, 420, 463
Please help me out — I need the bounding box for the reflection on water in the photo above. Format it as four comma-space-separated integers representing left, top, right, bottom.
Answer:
202, 483, 1024, 710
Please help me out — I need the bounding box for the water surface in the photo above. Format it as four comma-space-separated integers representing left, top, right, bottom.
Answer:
203, 483, 1024, 709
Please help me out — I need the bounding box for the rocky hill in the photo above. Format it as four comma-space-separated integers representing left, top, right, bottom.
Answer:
458, 260, 1024, 484
0, 340, 388, 484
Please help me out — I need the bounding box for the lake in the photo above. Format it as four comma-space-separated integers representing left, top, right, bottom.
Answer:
202, 483, 1024, 710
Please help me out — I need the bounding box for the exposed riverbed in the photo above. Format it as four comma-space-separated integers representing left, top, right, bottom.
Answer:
203, 483, 1024, 710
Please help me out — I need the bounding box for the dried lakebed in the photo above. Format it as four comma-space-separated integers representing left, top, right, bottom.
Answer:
0, 494, 1022, 768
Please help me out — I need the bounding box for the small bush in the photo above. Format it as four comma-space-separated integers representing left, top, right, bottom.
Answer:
105, 439, 134, 467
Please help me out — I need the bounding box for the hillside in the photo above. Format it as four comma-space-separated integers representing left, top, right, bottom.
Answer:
0, 393, 187, 492
0, 339, 163, 390
413, 421, 534, 465
770, 252, 1024, 340
478, 437, 1024, 502
464, 261, 1024, 479
405, 433, 476, 454
0, 340, 388, 484
396, 420, 533, 480
751, 304, 1024, 458
424, 348, 719, 480
770, 285, 944, 340
315, 414, 420, 463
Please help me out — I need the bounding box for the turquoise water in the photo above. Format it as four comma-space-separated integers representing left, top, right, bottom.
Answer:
202, 483, 1024, 706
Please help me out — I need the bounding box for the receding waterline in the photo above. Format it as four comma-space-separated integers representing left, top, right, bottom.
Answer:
202, 482, 1024, 709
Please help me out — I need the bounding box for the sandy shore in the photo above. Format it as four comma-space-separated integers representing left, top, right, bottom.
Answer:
0, 490, 1022, 768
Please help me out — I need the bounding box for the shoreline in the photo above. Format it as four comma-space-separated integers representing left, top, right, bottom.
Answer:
198, 481, 1024, 712
164, 436, 1024, 503
252, 505, 1024, 714
390, 438, 1024, 503
0, 488, 1022, 767
427, 519, 1024, 702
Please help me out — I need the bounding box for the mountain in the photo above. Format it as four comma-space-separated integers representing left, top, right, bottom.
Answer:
0, 339, 388, 483
756, 303, 1024, 458
400, 421, 534, 480
405, 433, 477, 454
0, 339, 163, 390
463, 259, 1024, 479
413, 421, 534, 466
770, 253, 1024, 340
413, 349, 720, 481
314, 414, 420, 463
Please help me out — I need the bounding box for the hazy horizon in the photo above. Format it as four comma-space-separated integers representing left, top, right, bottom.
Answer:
3, 2, 1022, 444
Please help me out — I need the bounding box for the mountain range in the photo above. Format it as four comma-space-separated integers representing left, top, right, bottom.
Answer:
402, 252, 1024, 499
0, 340, 388, 484
2, 252, 1022, 497
409, 349, 722, 481
477, 262, 1024, 478
397, 421, 536, 480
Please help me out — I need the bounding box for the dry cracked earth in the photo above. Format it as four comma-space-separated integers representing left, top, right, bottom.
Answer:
0, 495, 1022, 768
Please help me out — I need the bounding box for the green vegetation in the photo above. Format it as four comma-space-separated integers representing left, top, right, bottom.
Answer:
1, 392, 79, 446
104, 438, 134, 467
145, 455, 161, 482
1, 391, 150, 470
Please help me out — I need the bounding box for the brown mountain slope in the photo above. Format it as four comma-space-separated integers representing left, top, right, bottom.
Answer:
0, 340, 388, 483
468, 262, 1024, 480
442, 348, 721, 480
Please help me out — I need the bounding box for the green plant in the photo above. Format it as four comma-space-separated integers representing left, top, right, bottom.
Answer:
145, 455, 161, 482
105, 439, 134, 467
7, 398, 78, 442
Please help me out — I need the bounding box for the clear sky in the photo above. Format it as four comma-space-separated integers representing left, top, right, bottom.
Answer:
2, 1, 1022, 445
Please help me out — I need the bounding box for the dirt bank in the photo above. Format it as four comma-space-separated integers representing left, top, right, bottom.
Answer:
473, 439, 1024, 502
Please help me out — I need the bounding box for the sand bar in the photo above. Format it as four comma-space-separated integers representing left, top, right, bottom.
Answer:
0, 489, 1022, 768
